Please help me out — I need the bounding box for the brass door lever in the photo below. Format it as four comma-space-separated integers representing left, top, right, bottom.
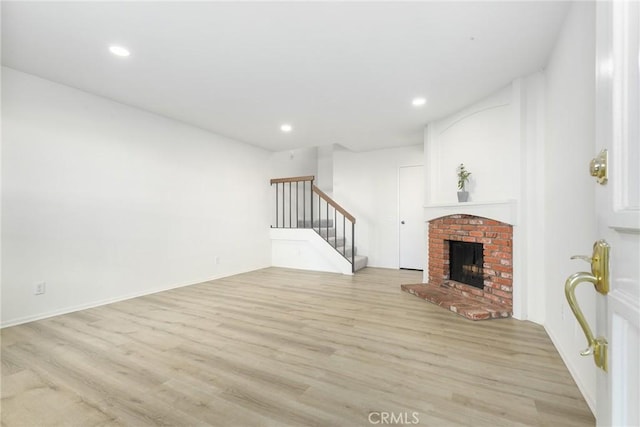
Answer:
569, 240, 610, 295
565, 240, 610, 371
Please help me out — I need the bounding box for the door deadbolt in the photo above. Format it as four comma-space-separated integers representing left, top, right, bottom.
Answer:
590, 149, 608, 185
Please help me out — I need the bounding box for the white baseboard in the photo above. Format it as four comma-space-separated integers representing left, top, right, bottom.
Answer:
544, 324, 596, 416
0, 265, 269, 329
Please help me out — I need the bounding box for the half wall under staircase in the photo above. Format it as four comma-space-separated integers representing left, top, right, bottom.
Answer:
270, 176, 367, 275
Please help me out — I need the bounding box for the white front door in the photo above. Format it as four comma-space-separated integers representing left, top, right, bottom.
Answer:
593, 2, 640, 425
399, 165, 425, 270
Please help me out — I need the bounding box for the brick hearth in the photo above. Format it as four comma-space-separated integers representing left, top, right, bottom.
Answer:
401, 283, 511, 320
402, 214, 513, 321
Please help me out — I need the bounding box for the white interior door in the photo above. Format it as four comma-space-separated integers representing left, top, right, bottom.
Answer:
594, 2, 640, 425
399, 165, 425, 270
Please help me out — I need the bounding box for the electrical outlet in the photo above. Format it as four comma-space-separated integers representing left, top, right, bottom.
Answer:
34, 282, 46, 295
214, 256, 220, 265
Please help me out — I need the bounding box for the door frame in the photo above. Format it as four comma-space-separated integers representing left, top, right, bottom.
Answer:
397, 164, 425, 270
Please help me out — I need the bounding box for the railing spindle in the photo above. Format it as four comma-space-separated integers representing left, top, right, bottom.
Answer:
351, 224, 355, 273
333, 209, 346, 248
309, 184, 314, 228
343, 215, 346, 256
289, 182, 292, 228
318, 193, 321, 233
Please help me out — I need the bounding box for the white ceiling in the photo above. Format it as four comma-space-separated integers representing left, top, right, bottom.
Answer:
1, 1, 570, 152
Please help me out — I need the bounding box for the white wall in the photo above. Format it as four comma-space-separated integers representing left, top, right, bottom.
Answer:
316, 145, 333, 193
269, 147, 317, 179
1, 67, 272, 327
425, 85, 518, 204
333, 144, 423, 268
543, 2, 597, 412
519, 72, 547, 324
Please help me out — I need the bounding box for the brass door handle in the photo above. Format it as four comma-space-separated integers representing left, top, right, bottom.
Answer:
565, 272, 608, 370
564, 240, 610, 371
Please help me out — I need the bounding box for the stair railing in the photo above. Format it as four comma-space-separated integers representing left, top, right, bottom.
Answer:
270, 175, 315, 228
270, 176, 356, 272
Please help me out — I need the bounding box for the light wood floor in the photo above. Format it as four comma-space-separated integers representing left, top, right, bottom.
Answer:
1, 267, 594, 426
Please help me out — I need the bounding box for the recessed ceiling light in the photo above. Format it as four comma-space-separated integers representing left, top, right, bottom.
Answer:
109, 45, 130, 57
280, 124, 293, 133
412, 97, 427, 107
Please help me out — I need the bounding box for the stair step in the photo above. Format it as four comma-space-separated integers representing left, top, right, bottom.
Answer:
334, 245, 357, 257
318, 228, 336, 238
354, 255, 368, 272
323, 236, 346, 247
297, 219, 334, 228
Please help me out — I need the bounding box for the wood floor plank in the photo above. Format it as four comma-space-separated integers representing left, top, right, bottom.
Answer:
1, 267, 594, 426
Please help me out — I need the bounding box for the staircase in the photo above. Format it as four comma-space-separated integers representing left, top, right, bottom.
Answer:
271, 176, 368, 273
303, 219, 368, 272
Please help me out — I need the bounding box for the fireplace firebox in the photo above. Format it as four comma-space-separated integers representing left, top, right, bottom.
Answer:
449, 241, 484, 289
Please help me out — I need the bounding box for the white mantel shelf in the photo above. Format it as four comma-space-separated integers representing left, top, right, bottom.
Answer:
423, 199, 517, 225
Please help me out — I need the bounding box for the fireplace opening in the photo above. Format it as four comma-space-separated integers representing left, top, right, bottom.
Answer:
449, 241, 484, 289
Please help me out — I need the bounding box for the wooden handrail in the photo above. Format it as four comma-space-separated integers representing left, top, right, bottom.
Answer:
312, 185, 356, 224
270, 175, 315, 185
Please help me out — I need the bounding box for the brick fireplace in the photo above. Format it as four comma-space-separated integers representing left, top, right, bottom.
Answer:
402, 213, 514, 320
429, 214, 513, 306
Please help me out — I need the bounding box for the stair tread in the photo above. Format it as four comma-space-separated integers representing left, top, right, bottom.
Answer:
297, 220, 335, 227
353, 255, 368, 272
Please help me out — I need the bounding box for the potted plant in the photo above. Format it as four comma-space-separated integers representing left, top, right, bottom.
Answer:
457, 163, 471, 202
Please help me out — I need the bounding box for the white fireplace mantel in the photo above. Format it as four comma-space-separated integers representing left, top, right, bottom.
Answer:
423, 199, 517, 225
